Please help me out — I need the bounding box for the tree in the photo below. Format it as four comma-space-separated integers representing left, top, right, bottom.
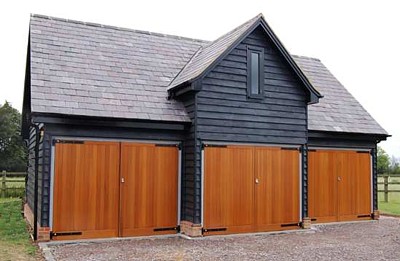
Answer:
377, 146, 390, 174
0, 101, 27, 171
389, 156, 400, 174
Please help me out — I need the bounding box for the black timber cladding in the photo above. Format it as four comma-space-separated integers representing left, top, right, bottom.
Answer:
177, 93, 197, 222
196, 27, 308, 145
26, 124, 45, 225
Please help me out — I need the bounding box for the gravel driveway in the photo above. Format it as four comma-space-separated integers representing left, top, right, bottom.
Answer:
43, 217, 400, 260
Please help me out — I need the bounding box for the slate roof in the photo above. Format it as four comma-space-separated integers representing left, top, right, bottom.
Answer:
168, 14, 262, 89
294, 55, 388, 135
28, 14, 387, 135
29, 14, 207, 122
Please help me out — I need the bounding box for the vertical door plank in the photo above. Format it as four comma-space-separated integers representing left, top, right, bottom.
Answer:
308, 150, 338, 222
204, 146, 254, 234
120, 143, 179, 236
255, 147, 299, 230
53, 142, 120, 240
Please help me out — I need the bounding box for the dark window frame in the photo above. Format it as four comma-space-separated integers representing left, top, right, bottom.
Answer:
247, 46, 264, 99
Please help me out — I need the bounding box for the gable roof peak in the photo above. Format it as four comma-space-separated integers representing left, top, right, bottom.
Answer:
168, 13, 322, 103
167, 13, 263, 91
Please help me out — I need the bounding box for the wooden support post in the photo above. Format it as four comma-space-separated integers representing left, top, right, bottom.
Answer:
1, 170, 6, 198
384, 175, 389, 203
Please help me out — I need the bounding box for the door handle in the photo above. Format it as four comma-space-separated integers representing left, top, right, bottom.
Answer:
121, 177, 125, 183
255, 178, 259, 184
337, 176, 341, 181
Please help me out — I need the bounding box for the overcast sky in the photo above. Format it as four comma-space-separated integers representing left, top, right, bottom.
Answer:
1, 0, 398, 156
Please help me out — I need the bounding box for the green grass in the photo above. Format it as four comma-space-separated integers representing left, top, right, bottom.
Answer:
0, 198, 39, 260
378, 176, 400, 215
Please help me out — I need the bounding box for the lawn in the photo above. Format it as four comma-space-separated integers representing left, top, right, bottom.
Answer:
378, 176, 400, 216
0, 198, 41, 261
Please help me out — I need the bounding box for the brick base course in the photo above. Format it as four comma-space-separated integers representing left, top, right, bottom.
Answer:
373, 210, 380, 220
302, 217, 312, 229
24, 203, 51, 242
180, 221, 203, 237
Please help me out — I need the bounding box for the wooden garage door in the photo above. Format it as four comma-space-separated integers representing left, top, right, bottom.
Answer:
204, 145, 300, 235
308, 150, 372, 223
53, 141, 120, 240
52, 141, 179, 240
120, 143, 179, 236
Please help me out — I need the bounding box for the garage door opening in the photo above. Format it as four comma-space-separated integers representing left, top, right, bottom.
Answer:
203, 145, 300, 235
308, 149, 372, 223
52, 140, 180, 240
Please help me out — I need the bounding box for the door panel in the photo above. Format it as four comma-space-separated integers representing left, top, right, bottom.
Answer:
356, 152, 372, 217
53, 141, 120, 240
308, 151, 338, 222
337, 151, 356, 220
255, 148, 300, 230
338, 151, 372, 221
120, 143, 179, 236
204, 146, 254, 234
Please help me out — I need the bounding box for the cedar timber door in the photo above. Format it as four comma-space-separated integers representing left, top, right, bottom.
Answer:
52, 141, 179, 240
53, 141, 120, 240
203, 145, 300, 235
308, 150, 372, 223
120, 143, 179, 236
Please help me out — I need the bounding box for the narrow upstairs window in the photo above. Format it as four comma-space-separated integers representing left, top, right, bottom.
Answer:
247, 46, 264, 98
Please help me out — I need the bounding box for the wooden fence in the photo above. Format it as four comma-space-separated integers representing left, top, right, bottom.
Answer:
1, 170, 26, 198
378, 174, 400, 202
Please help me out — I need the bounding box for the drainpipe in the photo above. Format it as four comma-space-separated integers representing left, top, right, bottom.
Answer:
31, 122, 40, 240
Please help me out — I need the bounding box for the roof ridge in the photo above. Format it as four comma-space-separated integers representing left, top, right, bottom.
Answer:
30, 13, 209, 44
201, 13, 262, 49
167, 46, 203, 89
292, 54, 321, 62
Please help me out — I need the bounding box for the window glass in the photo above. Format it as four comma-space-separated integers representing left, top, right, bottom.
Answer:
250, 52, 260, 95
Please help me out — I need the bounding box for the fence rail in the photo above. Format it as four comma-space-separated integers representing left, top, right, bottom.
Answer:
1, 170, 26, 198
378, 174, 400, 202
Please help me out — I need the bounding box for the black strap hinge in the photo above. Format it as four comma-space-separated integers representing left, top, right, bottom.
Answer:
202, 144, 227, 149
155, 144, 179, 148
153, 226, 180, 232
53, 139, 84, 145
202, 227, 227, 233
357, 214, 372, 218
281, 147, 301, 151
280, 223, 300, 228
50, 231, 82, 239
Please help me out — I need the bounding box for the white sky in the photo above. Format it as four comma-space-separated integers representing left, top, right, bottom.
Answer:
1, 0, 399, 156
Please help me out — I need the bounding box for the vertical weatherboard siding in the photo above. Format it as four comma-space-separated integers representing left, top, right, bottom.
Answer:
372, 146, 378, 211
179, 93, 197, 223
26, 124, 45, 226
40, 132, 51, 227
26, 127, 36, 211
301, 144, 308, 218
197, 27, 308, 145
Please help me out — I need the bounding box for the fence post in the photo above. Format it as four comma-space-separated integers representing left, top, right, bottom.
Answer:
384, 175, 389, 203
1, 170, 6, 198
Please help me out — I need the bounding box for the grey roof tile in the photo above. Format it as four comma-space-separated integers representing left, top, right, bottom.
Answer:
30, 14, 206, 122
294, 55, 387, 135
168, 14, 262, 89
29, 14, 387, 135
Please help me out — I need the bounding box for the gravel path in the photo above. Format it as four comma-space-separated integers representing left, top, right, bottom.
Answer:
46, 217, 400, 260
